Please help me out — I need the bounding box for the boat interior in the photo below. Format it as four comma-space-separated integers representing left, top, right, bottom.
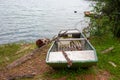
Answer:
50, 39, 93, 52
50, 29, 94, 52
46, 29, 97, 64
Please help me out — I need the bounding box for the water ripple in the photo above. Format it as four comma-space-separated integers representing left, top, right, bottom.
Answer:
0, 0, 93, 44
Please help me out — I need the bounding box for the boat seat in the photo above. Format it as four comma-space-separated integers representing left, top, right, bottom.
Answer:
48, 50, 96, 62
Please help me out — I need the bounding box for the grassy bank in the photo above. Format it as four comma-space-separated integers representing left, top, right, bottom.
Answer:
0, 34, 120, 80
0, 43, 36, 70
90, 33, 120, 80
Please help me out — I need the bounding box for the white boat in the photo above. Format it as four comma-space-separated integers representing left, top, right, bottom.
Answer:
46, 29, 98, 68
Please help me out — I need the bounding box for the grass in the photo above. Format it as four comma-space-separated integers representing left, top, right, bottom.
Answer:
0, 43, 36, 70
0, 43, 20, 69
32, 67, 96, 80
90, 33, 120, 80
44, 67, 95, 79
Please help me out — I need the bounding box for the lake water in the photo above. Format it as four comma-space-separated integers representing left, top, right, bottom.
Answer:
0, 0, 93, 44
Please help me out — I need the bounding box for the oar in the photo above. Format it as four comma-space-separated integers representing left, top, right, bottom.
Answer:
62, 50, 72, 67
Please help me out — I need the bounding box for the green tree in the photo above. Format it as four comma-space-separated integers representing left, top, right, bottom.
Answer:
90, 0, 120, 37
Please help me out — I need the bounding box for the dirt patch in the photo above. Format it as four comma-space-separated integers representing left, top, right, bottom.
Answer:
76, 71, 110, 80
76, 74, 96, 80
0, 44, 52, 80
96, 70, 110, 80
0, 44, 111, 80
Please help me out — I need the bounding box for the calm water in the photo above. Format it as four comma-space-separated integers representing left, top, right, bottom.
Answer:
0, 0, 93, 44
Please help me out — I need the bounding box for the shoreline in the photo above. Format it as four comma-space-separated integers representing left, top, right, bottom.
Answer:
0, 33, 120, 79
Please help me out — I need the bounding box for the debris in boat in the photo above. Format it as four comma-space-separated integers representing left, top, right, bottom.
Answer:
36, 38, 50, 48
108, 61, 117, 67
71, 41, 82, 50
58, 40, 82, 51
81, 40, 85, 50
101, 46, 114, 54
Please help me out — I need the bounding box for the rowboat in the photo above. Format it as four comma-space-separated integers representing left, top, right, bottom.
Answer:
46, 29, 98, 68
